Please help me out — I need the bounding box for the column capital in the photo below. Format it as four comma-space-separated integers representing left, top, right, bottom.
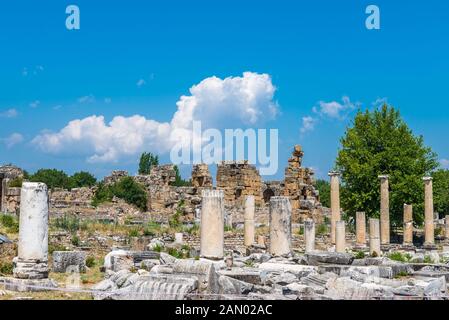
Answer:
328, 171, 340, 177
423, 176, 433, 182
378, 174, 389, 180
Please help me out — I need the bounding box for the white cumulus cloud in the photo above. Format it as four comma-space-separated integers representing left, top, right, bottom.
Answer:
32, 72, 278, 163
2, 133, 24, 148
440, 159, 449, 169
0, 108, 19, 118
313, 96, 356, 120
300, 116, 317, 134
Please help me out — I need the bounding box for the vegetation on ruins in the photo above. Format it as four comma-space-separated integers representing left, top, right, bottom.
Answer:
26, 169, 97, 190
336, 104, 438, 226
170, 165, 191, 187
138, 152, 159, 175
315, 179, 330, 208
92, 177, 148, 211
0, 214, 19, 233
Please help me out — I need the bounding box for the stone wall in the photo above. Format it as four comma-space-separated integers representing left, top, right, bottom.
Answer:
216, 161, 262, 207
50, 187, 95, 209
191, 164, 213, 188
103, 170, 128, 185
0, 165, 23, 214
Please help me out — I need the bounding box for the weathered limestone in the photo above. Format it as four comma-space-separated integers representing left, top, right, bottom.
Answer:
200, 190, 224, 260
445, 215, 449, 240
13, 183, 50, 279
369, 218, 381, 256
244, 196, 255, 247
356, 212, 366, 246
335, 221, 346, 253
403, 204, 414, 246
191, 164, 213, 188
423, 177, 435, 245
378, 175, 390, 245
269, 197, 292, 256
304, 219, 315, 253
52, 251, 87, 273
174, 233, 183, 244
329, 171, 341, 244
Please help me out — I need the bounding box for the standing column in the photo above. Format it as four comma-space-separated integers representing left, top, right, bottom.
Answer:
200, 190, 224, 260
269, 197, 292, 256
356, 212, 366, 246
378, 175, 390, 245
445, 215, 449, 241
423, 177, 435, 245
403, 204, 413, 246
244, 196, 255, 247
13, 182, 50, 279
328, 171, 341, 244
335, 221, 346, 253
304, 219, 315, 253
369, 218, 381, 256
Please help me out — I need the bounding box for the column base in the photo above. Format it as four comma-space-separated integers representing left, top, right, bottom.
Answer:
0, 277, 57, 292
422, 243, 438, 250
12, 257, 49, 280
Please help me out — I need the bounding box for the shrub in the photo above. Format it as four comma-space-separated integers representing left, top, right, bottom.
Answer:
71, 234, 80, 246
85, 256, 96, 268
316, 223, 328, 235
53, 214, 80, 233
0, 261, 13, 275
0, 214, 19, 233
387, 252, 412, 263
354, 251, 365, 259
49, 243, 67, 254
8, 177, 23, 188
92, 177, 148, 211
128, 228, 140, 237
423, 255, 434, 264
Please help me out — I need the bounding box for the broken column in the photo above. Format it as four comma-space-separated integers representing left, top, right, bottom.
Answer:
369, 218, 381, 256
304, 219, 315, 253
14, 183, 50, 279
335, 221, 346, 253
244, 195, 255, 247
378, 175, 390, 245
2, 182, 57, 291
423, 177, 435, 245
269, 197, 292, 256
328, 171, 341, 244
403, 204, 413, 246
356, 212, 366, 246
200, 190, 224, 260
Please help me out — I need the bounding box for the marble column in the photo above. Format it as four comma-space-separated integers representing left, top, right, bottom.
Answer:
328, 171, 341, 244
200, 189, 224, 260
378, 175, 390, 245
244, 196, 255, 247
403, 204, 413, 246
356, 212, 366, 246
269, 197, 292, 256
13, 182, 50, 279
423, 177, 435, 245
369, 218, 381, 256
445, 215, 449, 241
304, 219, 315, 253
335, 221, 346, 253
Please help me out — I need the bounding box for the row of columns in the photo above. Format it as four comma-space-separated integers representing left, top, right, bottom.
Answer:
329, 173, 439, 248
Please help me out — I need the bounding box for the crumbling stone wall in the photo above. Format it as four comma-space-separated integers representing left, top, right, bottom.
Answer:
216, 161, 262, 207
50, 187, 95, 209
103, 170, 128, 185
191, 164, 213, 188
283, 145, 322, 222
0, 165, 24, 214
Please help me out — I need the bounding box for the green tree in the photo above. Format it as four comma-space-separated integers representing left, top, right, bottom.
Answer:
315, 179, 330, 208
68, 171, 97, 189
29, 169, 70, 189
92, 177, 148, 211
336, 105, 438, 226
432, 169, 449, 217
171, 165, 191, 187
138, 152, 159, 175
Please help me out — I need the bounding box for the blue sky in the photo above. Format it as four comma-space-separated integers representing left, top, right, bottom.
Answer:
0, 0, 448, 181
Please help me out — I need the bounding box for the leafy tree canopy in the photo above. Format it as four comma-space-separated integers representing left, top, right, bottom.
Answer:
315, 179, 330, 208
432, 169, 449, 217
68, 171, 97, 189
336, 104, 438, 226
138, 152, 159, 175
171, 165, 191, 187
